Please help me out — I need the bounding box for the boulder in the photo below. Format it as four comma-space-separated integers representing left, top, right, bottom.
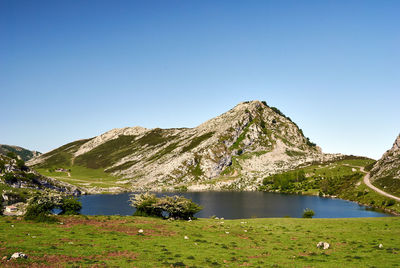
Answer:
11, 252, 28, 259
317, 242, 330, 250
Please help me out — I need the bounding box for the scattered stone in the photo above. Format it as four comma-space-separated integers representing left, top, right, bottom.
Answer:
379, 244, 383, 248
138, 229, 144, 235
11, 225, 14, 228
244, 230, 248, 232
184, 236, 189, 240
225, 231, 230, 234
11, 252, 28, 259
317, 242, 330, 250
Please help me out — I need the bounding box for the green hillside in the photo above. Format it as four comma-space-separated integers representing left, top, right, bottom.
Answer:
0, 144, 41, 162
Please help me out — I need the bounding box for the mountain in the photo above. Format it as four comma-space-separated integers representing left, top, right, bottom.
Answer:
28, 101, 342, 192
0, 144, 41, 162
369, 134, 400, 196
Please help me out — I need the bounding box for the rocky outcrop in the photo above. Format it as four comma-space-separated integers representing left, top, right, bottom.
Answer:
1, 154, 81, 196
370, 134, 400, 181
29, 100, 343, 192
369, 134, 400, 195
0, 144, 41, 162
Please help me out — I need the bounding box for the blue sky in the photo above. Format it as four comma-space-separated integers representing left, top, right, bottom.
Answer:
1, 0, 399, 159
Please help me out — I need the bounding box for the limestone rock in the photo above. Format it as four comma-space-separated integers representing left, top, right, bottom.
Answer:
11, 252, 28, 259
317, 242, 330, 250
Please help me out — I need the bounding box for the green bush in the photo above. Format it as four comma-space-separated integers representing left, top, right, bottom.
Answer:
302, 208, 315, 218
386, 199, 395, 207
130, 193, 163, 217
0, 160, 5, 172
59, 197, 82, 215
130, 193, 202, 220
157, 195, 202, 220
6, 152, 17, 159
16, 159, 28, 171
24, 202, 57, 223
24, 193, 81, 221
3, 173, 17, 184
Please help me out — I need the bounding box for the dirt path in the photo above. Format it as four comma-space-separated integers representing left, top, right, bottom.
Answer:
361, 167, 400, 202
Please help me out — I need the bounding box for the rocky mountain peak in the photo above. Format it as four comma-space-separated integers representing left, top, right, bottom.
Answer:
28, 101, 340, 192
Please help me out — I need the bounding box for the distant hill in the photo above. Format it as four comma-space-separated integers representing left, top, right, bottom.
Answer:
29, 101, 344, 192
370, 134, 400, 196
0, 144, 41, 162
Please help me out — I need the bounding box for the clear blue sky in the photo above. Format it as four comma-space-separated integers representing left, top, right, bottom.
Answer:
1, 0, 399, 159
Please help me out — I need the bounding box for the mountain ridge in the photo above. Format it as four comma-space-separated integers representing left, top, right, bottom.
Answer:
28, 100, 343, 192
0, 144, 41, 162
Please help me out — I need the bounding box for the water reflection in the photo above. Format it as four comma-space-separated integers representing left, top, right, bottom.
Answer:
79, 191, 391, 219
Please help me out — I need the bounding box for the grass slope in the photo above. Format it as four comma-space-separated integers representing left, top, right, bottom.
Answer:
0, 216, 399, 267
37, 166, 125, 190
259, 157, 400, 214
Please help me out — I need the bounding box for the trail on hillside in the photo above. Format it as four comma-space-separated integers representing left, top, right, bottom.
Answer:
361, 167, 400, 202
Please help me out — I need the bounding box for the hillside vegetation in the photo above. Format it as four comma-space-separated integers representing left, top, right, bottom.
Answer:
0, 216, 399, 267
369, 134, 400, 196
28, 101, 342, 193
0, 154, 80, 215
0, 145, 41, 162
259, 156, 400, 214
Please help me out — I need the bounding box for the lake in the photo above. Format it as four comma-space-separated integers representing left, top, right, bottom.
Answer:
78, 191, 391, 219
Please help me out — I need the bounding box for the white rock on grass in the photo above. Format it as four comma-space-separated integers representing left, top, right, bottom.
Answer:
184, 236, 189, 240
11, 252, 28, 259
316, 242, 330, 250
379, 244, 383, 248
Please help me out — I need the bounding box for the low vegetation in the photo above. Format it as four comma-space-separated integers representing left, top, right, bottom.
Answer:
24, 193, 81, 222
0, 216, 399, 267
259, 157, 400, 214
130, 193, 202, 220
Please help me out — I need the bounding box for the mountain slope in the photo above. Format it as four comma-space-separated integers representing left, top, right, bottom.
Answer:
28, 101, 342, 192
0, 144, 41, 162
369, 134, 400, 196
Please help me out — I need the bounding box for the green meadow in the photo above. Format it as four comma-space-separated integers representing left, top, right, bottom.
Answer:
1, 216, 399, 267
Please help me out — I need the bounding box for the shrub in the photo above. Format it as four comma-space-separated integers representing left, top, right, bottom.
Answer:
59, 197, 82, 215
386, 199, 395, 207
302, 208, 315, 218
157, 195, 202, 220
130, 193, 163, 217
0, 160, 5, 172
16, 159, 28, 171
23, 193, 77, 222
24, 202, 57, 222
130, 193, 202, 220
6, 152, 17, 159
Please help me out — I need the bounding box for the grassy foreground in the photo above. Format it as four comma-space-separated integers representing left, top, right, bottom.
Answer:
0, 216, 399, 267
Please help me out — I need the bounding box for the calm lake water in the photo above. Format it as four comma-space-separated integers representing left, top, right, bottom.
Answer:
79, 192, 391, 219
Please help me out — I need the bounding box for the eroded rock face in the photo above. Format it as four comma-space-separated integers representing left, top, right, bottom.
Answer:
28, 101, 342, 191
370, 133, 400, 183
